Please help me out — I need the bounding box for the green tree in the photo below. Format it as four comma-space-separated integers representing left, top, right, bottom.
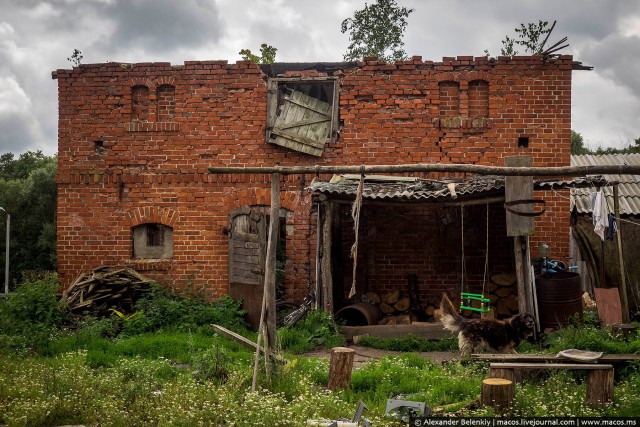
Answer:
341, 0, 414, 63
0, 151, 57, 287
239, 43, 277, 64
571, 130, 591, 155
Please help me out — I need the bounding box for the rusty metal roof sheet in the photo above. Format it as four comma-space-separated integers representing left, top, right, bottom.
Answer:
571, 154, 640, 215
310, 174, 608, 203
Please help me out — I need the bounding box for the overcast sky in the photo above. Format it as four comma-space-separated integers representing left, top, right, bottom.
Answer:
2, 0, 640, 156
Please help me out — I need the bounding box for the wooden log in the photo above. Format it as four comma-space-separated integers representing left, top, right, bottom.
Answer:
383, 290, 400, 305
394, 314, 411, 325
394, 296, 411, 312
496, 286, 513, 298
207, 162, 640, 177
613, 185, 630, 323
378, 316, 396, 325
320, 201, 334, 313
380, 302, 395, 315
586, 369, 614, 406
424, 304, 436, 318
212, 324, 286, 364
364, 291, 381, 304
327, 347, 355, 390
489, 366, 520, 384
481, 378, 514, 413
263, 172, 280, 351
491, 272, 517, 287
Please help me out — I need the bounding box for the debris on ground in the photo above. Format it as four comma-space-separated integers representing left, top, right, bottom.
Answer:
60, 266, 152, 315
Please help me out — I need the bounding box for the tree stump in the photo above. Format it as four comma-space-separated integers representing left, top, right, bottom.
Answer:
586, 368, 614, 406
327, 347, 355, 390
481, 378, 514, 413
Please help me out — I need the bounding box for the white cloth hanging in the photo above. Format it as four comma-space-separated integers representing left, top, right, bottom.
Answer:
591, 191, 609, 241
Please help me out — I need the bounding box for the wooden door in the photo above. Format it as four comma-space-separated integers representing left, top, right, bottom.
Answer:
228, 208, 266, 328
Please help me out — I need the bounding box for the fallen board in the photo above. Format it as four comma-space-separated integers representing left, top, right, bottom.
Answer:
594, 288, 623, 325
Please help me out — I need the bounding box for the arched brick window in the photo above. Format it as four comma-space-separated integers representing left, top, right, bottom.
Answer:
468, 80, 489, 119
133, 223, 173, 259
131, 85, 150, 122
157, 84, 175, 121
438, 81, 460, 128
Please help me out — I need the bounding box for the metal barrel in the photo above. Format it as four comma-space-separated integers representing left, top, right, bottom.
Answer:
535, 271, 583, 329
335, 302, 382, 326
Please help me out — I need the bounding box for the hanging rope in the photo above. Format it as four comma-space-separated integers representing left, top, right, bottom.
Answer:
482, 203, 489, 296
460, 205, 467, 293
349, 168, 366, 299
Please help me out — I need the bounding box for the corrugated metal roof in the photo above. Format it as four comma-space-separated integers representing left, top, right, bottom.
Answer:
571, 154, 640, 215
310, 174, 608, 203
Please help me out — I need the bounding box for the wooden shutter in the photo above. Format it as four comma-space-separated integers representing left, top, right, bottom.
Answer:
269, 86, 334, 157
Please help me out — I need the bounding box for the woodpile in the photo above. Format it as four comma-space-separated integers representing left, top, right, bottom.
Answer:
61, 266, 153, 315
485, 272, 519, 318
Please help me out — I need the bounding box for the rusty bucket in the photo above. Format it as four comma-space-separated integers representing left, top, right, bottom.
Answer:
535, 271, 583, 329
335, 302, 382, 326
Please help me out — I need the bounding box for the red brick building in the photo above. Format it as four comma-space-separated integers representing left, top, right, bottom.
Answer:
54, 55, 581, 319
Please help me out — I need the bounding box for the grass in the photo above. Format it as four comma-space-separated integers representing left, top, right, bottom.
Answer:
2, 275, 640, 425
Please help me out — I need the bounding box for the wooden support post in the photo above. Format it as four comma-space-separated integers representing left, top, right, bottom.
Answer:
481, 378, 514, 413
613, 185, 629, 323
514, 236, 528, 314
264, 173, 280, 351
327, 347, 355, 390
321, 200, 334, 314
586, 369, 614, 406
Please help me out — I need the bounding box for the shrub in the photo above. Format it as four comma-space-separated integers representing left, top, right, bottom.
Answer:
0, 273, 64, 351
125, 284, 248, 334
278, 310, 345, 354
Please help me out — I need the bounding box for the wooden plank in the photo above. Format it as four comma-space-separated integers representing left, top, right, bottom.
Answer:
271, 128, 326, 150
594, 287, 623, 325
321, 201, 334, 313
505, 156, 533, 236
211, 324, 285, 364
340, 323, 453, 340
490, 362, 613, 370
473, 353, 640, 364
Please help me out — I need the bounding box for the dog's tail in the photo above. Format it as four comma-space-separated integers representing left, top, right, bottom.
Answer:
438, 293, 464, 333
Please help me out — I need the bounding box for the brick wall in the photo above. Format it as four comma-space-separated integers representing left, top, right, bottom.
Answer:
55, 55, 573, 305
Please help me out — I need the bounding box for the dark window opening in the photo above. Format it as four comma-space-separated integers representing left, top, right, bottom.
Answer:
518, 137, 530, 148
146, 224, 165, 246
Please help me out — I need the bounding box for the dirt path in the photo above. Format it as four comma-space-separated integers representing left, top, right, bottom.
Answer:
302, 345, 459, 368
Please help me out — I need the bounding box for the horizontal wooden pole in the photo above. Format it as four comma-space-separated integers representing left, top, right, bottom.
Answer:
207, 163, 640, 177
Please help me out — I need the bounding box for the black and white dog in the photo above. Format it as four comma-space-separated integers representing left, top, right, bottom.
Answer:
439, 293, 535, 356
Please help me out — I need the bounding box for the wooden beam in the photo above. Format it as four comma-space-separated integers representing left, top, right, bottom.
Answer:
613, 185, 629, 323
321, 201, 334, 313
208, 163, 640, 177
212, 324, 285, 364
264, 173, 280, 350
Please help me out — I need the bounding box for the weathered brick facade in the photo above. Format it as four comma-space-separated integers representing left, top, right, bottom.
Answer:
55, 55, 574, 308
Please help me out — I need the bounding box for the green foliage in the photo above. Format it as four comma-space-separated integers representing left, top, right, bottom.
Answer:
278, 309, 345, 354
357, 334, 457, 352
571, 130, 590, 154
67, 48, 83, 66
191, 346, 232, 384
592, 137, 640, 154
0, 273, 64, 352
341, 0, 414, 62
0, 151, 57, 285
239, 43, 277, 64
128, 284, 248, 335
501, 20, 553, 56
544, 314, 640, 354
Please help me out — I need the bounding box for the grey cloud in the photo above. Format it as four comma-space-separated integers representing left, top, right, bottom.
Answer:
97, 0, 224, 53
581, 34, 640, 98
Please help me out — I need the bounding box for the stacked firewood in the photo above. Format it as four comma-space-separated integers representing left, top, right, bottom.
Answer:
61, 266, 153, 315
486, 272, 519, 317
